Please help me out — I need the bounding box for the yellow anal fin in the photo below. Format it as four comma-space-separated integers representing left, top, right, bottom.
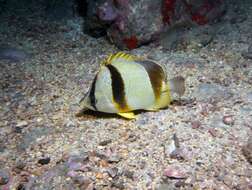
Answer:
102, 52, 138, 65
118, 112, 136, 119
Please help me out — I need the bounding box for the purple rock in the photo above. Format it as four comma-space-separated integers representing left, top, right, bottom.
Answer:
67, 170, 78, 178
0, 47, 29, 62
98, 0, 118, 21
0, 170, 9, 185
67, 162, 83, 171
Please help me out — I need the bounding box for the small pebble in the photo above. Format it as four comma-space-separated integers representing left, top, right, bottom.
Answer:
38, 157, 51, 165
175, 180, 186, 187
95, 172, 104, 179
107, 167, 118, 178
191, 121, 201, 129
208, 128, 218, 137
112, 179, 125, 189
99, 159, 109, 167
107, 154, 121, 163
123, 170, 134, 179
242, 136, 252, 164
14, 127, 22, 133
17, 184, 25, 190
73, 176, 92, 186
0, 170, 9, 185
16, 121, 28, 127
68, 162, 83, 171
173, 134, 180, 148
14, 161, 26, 172
242, 44, 252, 59
64, 120, 76, 128
170, 148, 186, 160
163, 166, 187, 179
99, 139, 112, 146
222, 115, 234, 125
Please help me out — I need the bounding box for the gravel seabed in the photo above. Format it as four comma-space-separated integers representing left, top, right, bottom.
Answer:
0, 2, 252, 190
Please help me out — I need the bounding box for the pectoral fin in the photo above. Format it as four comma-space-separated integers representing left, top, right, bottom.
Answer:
117, 112, 136, 119
169, 76, 185, 97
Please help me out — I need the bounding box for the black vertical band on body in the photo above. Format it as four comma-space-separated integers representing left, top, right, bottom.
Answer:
89, 75, 98, 110
106, 64, 128, 110
136, 60, 165, 99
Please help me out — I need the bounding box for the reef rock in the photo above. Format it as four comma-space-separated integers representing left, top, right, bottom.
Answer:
84, 0, 226, 49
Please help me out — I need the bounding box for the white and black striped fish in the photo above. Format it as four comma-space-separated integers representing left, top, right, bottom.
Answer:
80, 52, 185, 119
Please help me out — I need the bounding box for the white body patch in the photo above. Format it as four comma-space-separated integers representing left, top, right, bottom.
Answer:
111, 60, 156, 110
94, 66, 118, 113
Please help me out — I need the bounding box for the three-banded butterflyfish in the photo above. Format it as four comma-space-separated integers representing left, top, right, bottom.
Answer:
80, 52, 185, 119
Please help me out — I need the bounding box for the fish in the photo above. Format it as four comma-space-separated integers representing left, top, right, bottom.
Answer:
80, 52, 185, 119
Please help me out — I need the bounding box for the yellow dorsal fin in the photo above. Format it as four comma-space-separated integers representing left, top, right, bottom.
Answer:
102, 52, 138, 65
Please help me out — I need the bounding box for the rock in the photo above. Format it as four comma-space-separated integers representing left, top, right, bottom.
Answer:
107, 154, 121, 163
25, 164, 70, 189
84, 0, 109, 38
67, 162, 83, 171
38, 157, 51, 165
107, 167, 118, 178
208, 128, 218, 137
16, 184, 25, 190
95, 172, 104, 179
193, 83, 233, 102
191, 121, 201, 129
123, 170, 134, 180
242, 44, 252, 59
67, 152, 89, 163
73, 176, 93, 188
111, 179, 125, 189
222, 115, 234, 125
99, 139, 112, 146
0, 170, 9, 185
175, 180, 186, 188
17, 126, 53, 151
163, 166, 187, 179
63, 120, 76, 128
161, 24, 215, 51
67, 170, 82, 179
66, 153, 90, 172
14, 127, 22, 133
16, 121, 28, 127
242, 52, 252, 59
242, 136, 252, 164
164, 133, 185, 160
170, 148, 187, 160
84, 0, 226, 49
15, 160, 26, 171
67, 162, 90, 172
0, 47, 29, 62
